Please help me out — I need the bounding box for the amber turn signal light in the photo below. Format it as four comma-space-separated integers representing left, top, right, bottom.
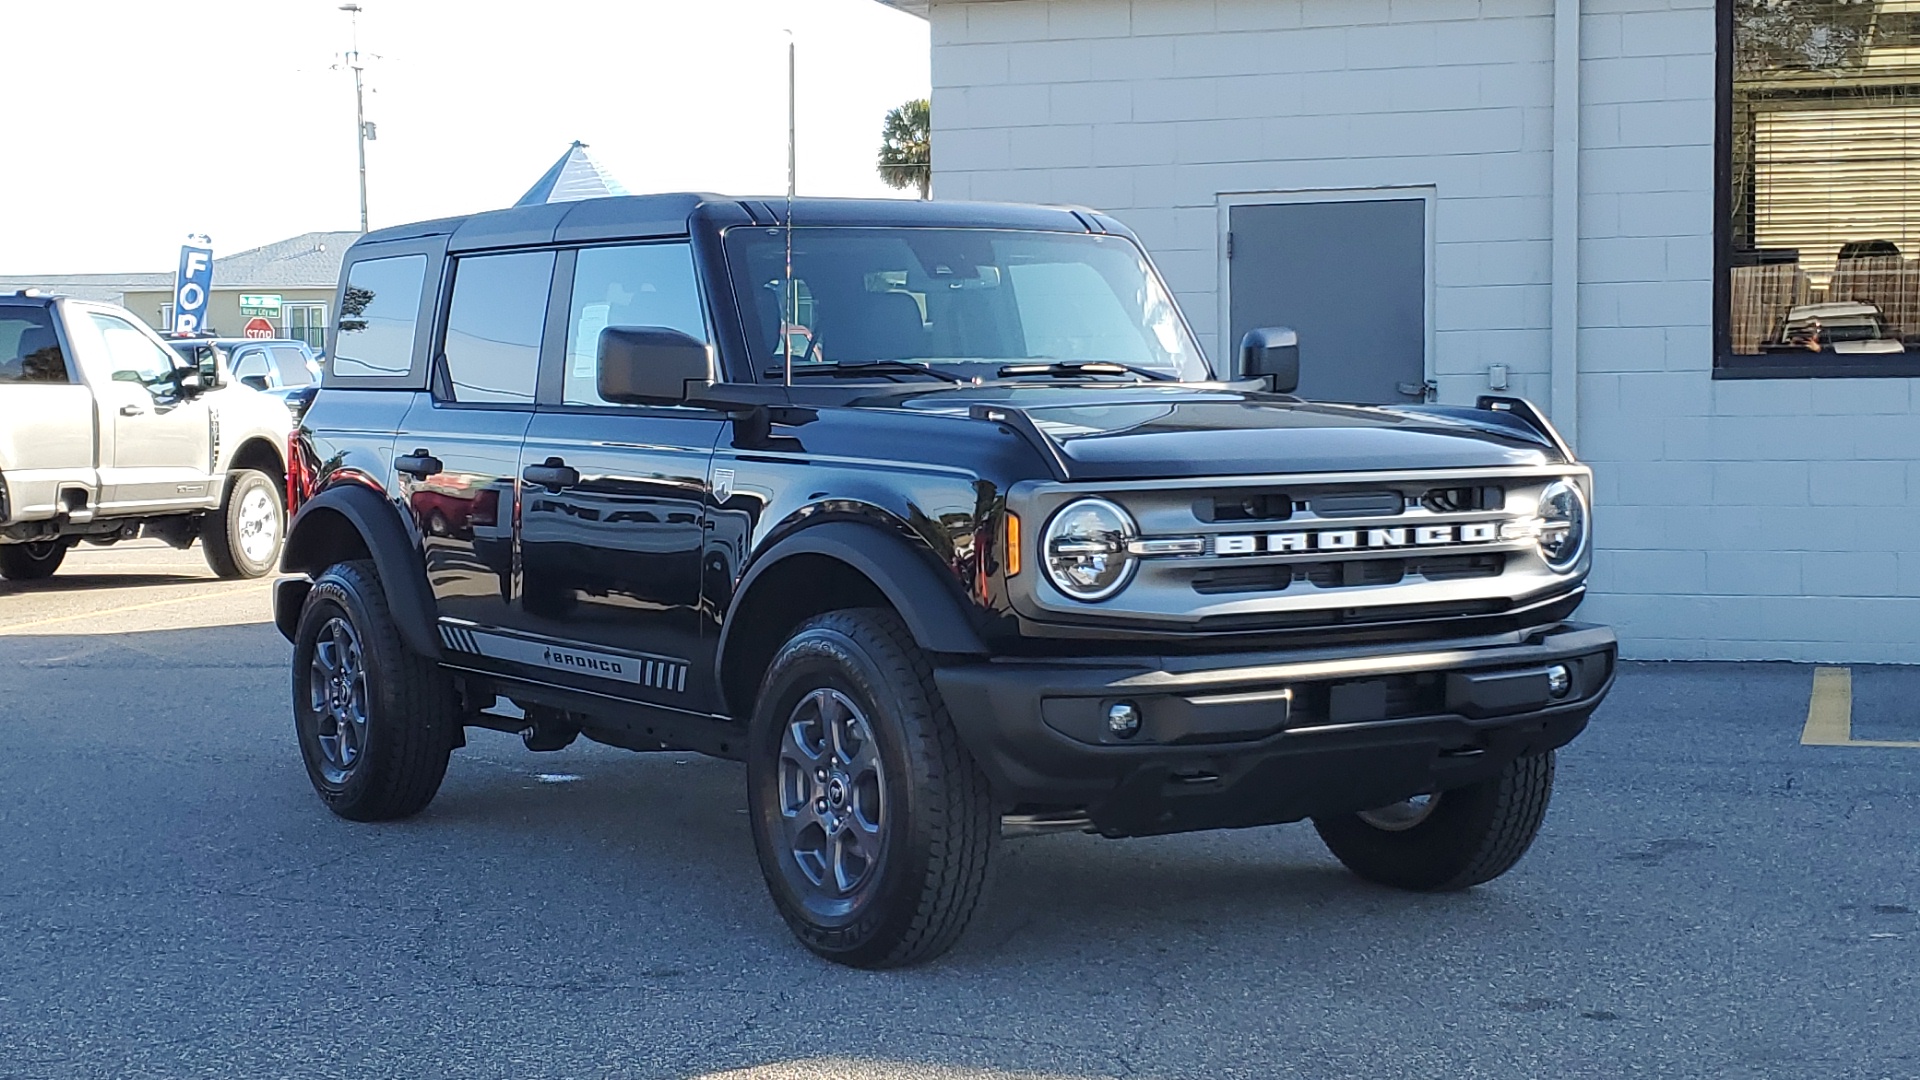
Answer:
1004, 512, 1022, 577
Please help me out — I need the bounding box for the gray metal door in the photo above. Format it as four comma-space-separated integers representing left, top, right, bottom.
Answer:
1228, 198, 1427, 404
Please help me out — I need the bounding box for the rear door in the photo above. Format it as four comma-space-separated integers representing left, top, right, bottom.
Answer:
70, 308, 215, 511
508, 241, 727, 712
395, 250, 553, 651
0, 302, 95, 519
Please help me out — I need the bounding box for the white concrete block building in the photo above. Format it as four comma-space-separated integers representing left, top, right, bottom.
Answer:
881, 0, 1920, 663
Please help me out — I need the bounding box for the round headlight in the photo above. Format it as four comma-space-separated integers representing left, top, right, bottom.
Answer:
1537, 479, 1587, 571
1042, 498, 1138, 601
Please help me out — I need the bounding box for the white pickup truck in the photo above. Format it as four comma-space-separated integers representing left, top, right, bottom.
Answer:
0, 292, 293, 580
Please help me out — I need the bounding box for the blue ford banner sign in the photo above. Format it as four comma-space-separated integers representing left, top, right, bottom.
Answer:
172, 242, 214, 333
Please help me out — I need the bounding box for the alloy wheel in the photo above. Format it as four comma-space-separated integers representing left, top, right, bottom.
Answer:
308, 616, 370, 784
776, 687, 888, 906
237, 485, 280, 565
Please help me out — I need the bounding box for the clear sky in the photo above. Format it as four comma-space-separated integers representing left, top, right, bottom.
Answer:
0, 0, 930, 273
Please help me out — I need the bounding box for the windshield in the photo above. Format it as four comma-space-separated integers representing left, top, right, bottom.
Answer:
724, 227, 1209, 381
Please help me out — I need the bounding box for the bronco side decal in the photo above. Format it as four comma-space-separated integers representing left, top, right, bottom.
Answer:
437, 622, 688, 692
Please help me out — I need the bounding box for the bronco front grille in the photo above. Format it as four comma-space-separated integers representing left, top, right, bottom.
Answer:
1010, 465, 1589, 632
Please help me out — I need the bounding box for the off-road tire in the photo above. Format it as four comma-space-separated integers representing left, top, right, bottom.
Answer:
1313, 751, 1556, 891
203, 468, 283, 579
747, 607, 996, 968
291, 559, 456, 821
0, 539, 69, 580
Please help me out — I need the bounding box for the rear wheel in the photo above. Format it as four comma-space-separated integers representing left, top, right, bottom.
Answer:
746, 608, 996, 968
0, 539, 69, 580
204, 468, 283, 579
291, 559, 456, 821
1313, 751, 1556, 891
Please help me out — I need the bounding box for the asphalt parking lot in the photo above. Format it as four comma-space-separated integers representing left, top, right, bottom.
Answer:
1, 542, 1915, 1079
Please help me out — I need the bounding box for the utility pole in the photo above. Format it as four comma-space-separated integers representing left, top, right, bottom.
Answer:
340, 3, 369, 233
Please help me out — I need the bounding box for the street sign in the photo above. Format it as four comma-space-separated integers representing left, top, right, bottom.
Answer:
242, 317, 275, 339
239, 293, 282, 317
172, 243, 214, 333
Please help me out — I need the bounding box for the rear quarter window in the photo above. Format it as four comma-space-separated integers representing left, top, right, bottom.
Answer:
0, 305, 71, 384
334, 254, 428, 378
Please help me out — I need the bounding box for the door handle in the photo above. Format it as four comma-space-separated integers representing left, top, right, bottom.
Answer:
395, 449, 443, 479
119, 404, 144, 416
522, 457, 579, 492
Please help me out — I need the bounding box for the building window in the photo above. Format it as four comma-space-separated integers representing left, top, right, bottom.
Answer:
1719, 0, 1920, 377
282, 302, 327, 351
158, 304, 175, 332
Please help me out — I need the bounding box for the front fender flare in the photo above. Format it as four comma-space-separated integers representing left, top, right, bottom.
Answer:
715, 520, 990, 681
278, 483, 440, 658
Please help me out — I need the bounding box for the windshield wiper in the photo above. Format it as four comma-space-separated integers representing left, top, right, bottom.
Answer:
764, 360, 961, 384
995, 361, 1173, 382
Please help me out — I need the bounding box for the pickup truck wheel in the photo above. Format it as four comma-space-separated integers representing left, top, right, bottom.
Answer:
203, 469, 283, 579
746, 608, 996, 968
291, 559, 455, 821
1313, 751, 1556, 891
0, 539, 70, 580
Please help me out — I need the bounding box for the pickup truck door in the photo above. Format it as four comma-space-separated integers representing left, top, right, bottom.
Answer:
72, 310, 215, 512
0, 303, 96, 521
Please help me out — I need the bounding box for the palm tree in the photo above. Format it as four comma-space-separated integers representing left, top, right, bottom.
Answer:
877, 98, 930, 200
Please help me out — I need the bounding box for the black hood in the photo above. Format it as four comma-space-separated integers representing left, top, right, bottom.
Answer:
886, 384, 1563, 480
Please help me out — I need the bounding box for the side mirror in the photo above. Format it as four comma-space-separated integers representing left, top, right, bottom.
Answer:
240, 374, 270, 391
597, 326, 712, 406
1239, 326, 1299, 394
175, 368, 206, 395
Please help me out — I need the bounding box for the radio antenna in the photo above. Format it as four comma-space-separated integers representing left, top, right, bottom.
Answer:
783, 30, 796, 387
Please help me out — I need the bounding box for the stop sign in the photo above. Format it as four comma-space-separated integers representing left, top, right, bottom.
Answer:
242, 317, 275, 339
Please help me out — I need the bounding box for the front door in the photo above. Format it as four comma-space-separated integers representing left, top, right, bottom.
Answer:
401, 249, 553, 648
1227, 196, 1429, 405
508, 240, 726, 713
76, 309, 215, 510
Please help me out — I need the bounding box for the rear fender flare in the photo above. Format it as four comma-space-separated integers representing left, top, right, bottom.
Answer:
279, 483, 440, 658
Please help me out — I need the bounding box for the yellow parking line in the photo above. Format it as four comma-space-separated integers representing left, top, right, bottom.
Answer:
1802, 666, 1920, 749
0, 585, 259, 634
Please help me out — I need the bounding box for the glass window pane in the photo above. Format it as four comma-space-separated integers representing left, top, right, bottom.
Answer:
564, 243, 707, 406
723, 228, 1206, 380
443, 251, 554, 405
88, 312, 181, 398
270, 345, 314, 386
1727, 0, 1920, 357
0, 305, 70, 384
335, 254, 427, 377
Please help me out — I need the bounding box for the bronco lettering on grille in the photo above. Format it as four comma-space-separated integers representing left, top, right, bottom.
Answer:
1213, 521, 1501, 555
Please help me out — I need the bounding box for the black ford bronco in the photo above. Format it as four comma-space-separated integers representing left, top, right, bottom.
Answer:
274, 194, 1614, 968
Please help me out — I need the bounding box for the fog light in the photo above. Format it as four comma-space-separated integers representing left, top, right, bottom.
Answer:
1546, 664, 1572, 698
1107, 701, 1142, 738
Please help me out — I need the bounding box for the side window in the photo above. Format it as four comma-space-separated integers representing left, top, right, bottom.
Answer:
335, 254, 427, 378
564, 243, 708, 406
88, 313, 181, 399
232, 348, 273, 388
0, 305, 70, 384
441, 251, 555, 406
268, 345, 314, 387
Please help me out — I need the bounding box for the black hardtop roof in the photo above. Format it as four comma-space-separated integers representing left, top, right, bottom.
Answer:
351, 194, 1132, 256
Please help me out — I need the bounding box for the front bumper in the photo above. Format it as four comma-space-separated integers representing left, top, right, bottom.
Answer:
933, 622, 1615, 837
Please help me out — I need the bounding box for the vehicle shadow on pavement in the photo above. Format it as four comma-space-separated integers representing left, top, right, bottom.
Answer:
0, 571, 218, 596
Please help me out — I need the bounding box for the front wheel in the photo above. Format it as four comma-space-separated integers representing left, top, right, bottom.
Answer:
746, 608, 996, 968
291, 559, 456, 821
203, 469, 283, 579
0, 539, 70, 581
1313, 751, 1556, 891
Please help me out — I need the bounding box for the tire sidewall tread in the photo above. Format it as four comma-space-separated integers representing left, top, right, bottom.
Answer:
291, 559, 454, 822
747, 607, 996, 969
